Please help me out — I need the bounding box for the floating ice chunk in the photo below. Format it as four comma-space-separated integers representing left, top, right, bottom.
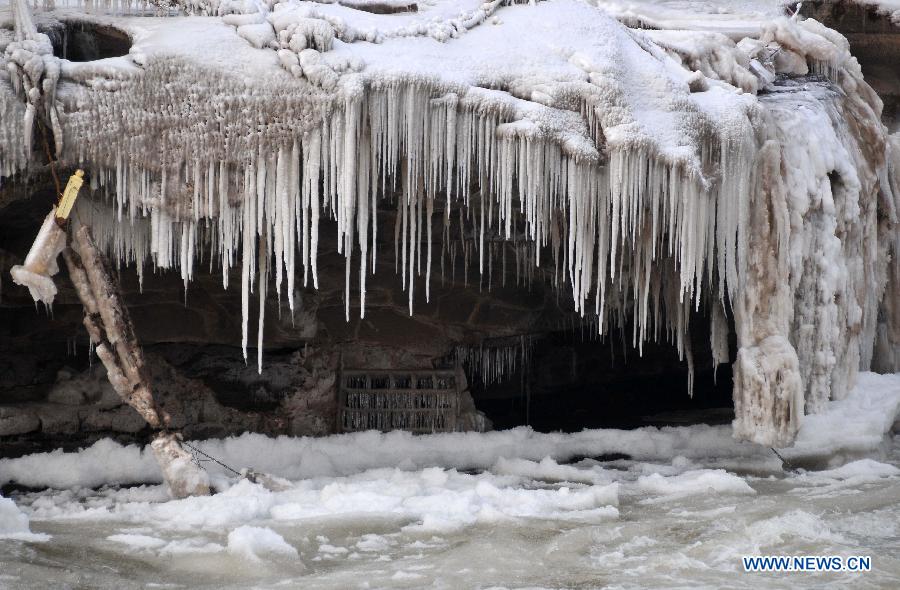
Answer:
797, 459, 900, 486
0, 495, 30, 536
227, 525, 299, 561
318, 542, 349, 555
356, 533, 393, 552
492, 456, 611, 485
0, 493, 49, 542
636, 469, 756, 501
0, 437, 160, 489
159, 537, 226, 555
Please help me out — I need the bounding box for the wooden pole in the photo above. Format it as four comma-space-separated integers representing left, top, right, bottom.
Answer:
63, 226, 210, 498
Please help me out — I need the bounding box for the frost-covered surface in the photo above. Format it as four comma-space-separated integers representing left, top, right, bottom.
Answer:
1, 0, 898, 446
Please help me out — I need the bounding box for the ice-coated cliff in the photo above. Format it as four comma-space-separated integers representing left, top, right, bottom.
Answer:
1, 0, 897, 447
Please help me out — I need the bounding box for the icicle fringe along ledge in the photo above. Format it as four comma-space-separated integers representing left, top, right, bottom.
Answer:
1, 1, 898, 448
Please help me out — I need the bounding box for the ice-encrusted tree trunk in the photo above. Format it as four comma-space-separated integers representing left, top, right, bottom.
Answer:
63, 226, 210, 499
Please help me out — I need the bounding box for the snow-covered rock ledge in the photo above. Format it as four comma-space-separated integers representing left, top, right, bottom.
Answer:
1, 372, 897, 490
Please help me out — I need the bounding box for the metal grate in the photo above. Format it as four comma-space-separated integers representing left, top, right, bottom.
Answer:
338, 370, 460, 433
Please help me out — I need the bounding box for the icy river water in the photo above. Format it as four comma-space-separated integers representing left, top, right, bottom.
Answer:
1, 430, 899, 590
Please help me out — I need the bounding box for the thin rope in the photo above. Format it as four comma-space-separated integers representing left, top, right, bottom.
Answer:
181, 440, 243, 477
770, 447, 796, 472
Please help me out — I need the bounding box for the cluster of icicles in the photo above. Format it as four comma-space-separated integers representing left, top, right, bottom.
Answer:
454, 335, 532, 387
73, 79, 755, 377
0, 89, 27, 179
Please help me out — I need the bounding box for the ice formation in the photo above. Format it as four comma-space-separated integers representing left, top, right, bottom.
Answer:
227, 525, 299, 561
9, 208, 67, 304
1, 0, 898, 447
0, 493, 30, 536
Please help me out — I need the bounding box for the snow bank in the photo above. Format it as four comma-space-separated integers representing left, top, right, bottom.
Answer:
1, 374, 897, 490
0, 493, 49, 542
0, 437, 159, 489
783, 372, 900, 460
0, 423, 758, 489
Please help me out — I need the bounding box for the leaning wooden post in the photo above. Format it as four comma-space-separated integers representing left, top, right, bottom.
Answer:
63, 226, 211, 499
11, 170, 210, 499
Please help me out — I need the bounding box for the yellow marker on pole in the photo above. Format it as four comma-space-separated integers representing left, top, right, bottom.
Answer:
56, 169, 84, 221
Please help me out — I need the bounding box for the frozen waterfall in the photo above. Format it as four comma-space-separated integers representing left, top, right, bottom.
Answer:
1, 0, 898, 447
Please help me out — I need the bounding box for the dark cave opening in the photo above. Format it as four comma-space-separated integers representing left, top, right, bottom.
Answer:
467, 316, 736, 433
341, 0, 418, 15
45, 21, 131, 63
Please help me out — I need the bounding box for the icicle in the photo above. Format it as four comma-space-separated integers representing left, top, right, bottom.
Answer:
358, 127, 371, 318
240, 163, 253, 362
257, 227, 268, 374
